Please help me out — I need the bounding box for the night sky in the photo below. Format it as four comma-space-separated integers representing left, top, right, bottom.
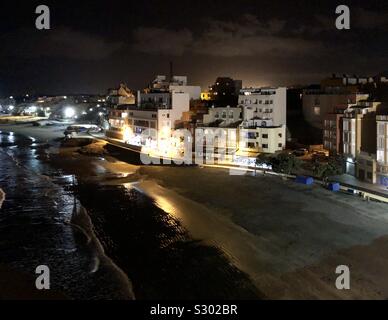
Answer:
1, 0, 388, 96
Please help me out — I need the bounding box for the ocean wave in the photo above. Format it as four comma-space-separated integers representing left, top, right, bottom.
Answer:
0, 188, 5, 209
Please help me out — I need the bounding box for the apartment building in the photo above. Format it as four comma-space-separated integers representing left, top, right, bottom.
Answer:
238, 87, 287, 154
303, 90, 368, 129
323, 112, 344, 155
376, 115, 388, 186
108, 91, 190, 146
342, 101, 380, 180
203, 106, 242, 126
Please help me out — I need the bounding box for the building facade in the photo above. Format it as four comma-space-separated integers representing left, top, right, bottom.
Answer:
376, 115, 388, 186
303, 90, 369, 129
323, 113, 344, 155
342, 101, 380, 180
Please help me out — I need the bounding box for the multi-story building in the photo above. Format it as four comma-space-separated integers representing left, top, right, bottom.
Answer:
107, 84, 136, 106
239, 87, 287, 127
205, 77, 242, 107
108, 91, 190, 148
203, 106, 243, 126
323, 111, 344, 155
303, 90, 369, 129
199, 87, 287, 156
238, 87, 287, 154
149, 75, 201, 100
342, 101, 380, 179
239, 122, 286, 154
376, 115, 388, 186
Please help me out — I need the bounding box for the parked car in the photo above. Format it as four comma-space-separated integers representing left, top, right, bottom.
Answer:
293, 148, 309, 157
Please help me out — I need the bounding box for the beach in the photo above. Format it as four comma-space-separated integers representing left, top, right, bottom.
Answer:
2, 123, 388, 299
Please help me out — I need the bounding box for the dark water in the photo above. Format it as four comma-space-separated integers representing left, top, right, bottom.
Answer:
0, 132, 132, 299
0, 131, 260, 299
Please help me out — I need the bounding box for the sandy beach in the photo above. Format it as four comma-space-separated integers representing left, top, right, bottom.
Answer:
3, 124, 388, 299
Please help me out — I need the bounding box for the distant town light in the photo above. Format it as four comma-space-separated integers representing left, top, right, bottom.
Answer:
64, 107, 75, 118
8, 105, 15, 110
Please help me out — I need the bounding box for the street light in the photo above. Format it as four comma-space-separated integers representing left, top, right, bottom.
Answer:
64, 107, 75, 118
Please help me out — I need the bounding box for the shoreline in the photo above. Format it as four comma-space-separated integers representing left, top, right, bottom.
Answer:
0, 188, 4, 209
4, 125, 388, 299
0, 128, 135, 300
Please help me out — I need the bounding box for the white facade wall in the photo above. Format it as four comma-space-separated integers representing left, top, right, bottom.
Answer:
239, 125, 286, 154
171, 92, 190, 126
239, 87, 287, 127
170, 85, 201, 100
203, 107, 242, 125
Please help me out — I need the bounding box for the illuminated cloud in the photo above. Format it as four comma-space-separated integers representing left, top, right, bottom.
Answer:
132, 14, 322, 57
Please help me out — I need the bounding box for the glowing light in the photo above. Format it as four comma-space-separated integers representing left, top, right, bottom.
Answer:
123, 126, 133, 142
64, 107, 75, 118
8, 105, 14, 110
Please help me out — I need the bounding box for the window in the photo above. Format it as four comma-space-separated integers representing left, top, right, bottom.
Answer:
247, 142, 255, 148
278, 143, 283, 148
379, 124, 385, 135
215, 113, 219, 118
262, 134, 268, 139
278, 133, 282, 138
378, 137, 385, 149
367, 172, 373, 180
343, 121, 348, 131
262, 144, 268, 149
259, 100, 262, 104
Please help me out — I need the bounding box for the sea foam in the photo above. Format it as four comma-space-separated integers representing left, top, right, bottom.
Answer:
0, 188, 5, 209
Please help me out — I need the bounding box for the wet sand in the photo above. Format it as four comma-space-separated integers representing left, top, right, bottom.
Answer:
3, 125, 388, 299
50, 141, 388, 299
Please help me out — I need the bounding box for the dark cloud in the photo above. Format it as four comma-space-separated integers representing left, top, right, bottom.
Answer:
132, 14, 323, 58
133, 27, 192, 56
1, 27, 123, 61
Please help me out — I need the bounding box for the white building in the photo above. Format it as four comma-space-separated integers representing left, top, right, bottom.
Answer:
239, 123, 286, 154
237, 87, 287, 154
203, 106, 242, 126
109, 91, 190, 149
239, 87, 287, 127
151, 75, 201, 100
